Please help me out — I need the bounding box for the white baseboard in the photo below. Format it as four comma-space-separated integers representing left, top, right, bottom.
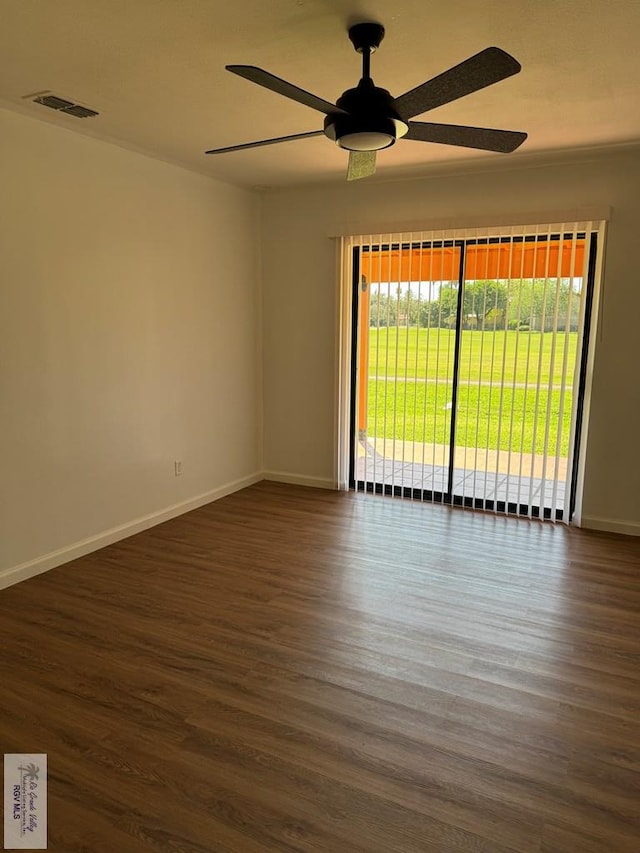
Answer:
0, 472, 263, 591
581, 516, 640, 536
262, 470, 336, 490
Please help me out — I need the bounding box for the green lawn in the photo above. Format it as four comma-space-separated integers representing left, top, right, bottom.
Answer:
364, 328, 578, 455
368, 328, 578, 386
367, 380, 572, 455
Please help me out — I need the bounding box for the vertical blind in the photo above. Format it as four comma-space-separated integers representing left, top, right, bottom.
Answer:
348, 222, 594, 521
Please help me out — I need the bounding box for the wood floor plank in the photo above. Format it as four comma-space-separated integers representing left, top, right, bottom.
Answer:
1, 481, 639, 851
183, 687, 546, 852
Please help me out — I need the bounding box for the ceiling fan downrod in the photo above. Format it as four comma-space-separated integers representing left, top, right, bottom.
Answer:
348, 22, 385, 83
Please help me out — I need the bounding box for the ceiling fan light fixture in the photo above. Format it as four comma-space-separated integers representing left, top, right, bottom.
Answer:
324, 113, 401, 151
337, 130, 395, 151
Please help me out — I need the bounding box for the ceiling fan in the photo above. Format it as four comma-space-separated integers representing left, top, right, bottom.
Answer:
205, 22, 527, 180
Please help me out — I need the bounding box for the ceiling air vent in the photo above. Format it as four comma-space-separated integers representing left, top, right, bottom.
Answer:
34, 94, 73, 110
60, 104, 99, 118
33, 93, 99, 118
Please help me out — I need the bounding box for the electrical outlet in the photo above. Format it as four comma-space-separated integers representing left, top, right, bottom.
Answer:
174, 460, 183, 476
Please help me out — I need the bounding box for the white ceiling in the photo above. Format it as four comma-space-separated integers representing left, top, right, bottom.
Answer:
2, 0, 639, 188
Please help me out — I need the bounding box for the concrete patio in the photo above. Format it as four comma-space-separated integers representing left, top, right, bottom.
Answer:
355, 437, 567, 511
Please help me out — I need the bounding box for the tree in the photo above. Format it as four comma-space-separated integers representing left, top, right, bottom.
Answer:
435, 284, 459, 327
506, 278, 581, 331
369, 291, 398, 327
367, 277, 582, 332
464, 280, 508, 328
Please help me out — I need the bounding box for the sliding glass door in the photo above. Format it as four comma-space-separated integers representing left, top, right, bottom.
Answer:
355, 240, 461, 497
349, 223, 599, 521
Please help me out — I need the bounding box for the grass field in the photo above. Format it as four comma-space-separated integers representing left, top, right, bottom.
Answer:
367, 380, 572, 455
364, 329, 577, 456
368, 328, 578, 386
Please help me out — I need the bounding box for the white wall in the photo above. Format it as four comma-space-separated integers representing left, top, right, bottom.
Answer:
261, 146, 640, 533
0, 107, 262, 581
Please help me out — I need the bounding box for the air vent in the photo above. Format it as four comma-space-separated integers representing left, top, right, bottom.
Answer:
34, 95, 74, 110
61, 104, 99, 118
33, 93, 99, 118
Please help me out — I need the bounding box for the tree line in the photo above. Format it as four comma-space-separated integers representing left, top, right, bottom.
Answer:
368, 279, 581, 332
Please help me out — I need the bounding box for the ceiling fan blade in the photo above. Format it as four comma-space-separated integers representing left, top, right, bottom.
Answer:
393, 47, 521, 120
405, 122, 527, 153
347, 150, 377, 181
205, 130, 324, 155
226, 65, 346, 115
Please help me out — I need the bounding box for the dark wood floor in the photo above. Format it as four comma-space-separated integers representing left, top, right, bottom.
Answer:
1, 482, 639, 852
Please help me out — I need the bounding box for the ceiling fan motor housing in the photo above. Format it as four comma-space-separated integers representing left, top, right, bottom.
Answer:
324, 80, 409, 151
